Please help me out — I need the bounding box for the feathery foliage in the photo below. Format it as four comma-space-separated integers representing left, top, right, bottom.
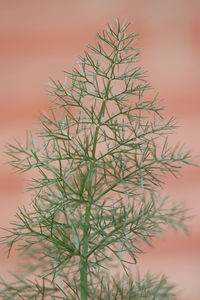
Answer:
1, 19, 194, 299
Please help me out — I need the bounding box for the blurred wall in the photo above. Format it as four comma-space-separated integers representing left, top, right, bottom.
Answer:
0, 1, 200, 298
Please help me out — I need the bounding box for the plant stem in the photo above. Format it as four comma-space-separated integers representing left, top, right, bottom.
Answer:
80, 163, 94, 300
80, 204, 90, 300
80, 48, 119, 298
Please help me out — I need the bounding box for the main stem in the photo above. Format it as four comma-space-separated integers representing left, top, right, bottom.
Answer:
80, 88, 111, 300
80, 44, 119, 299
80, 158, 96, 299
80, 201, 91, 300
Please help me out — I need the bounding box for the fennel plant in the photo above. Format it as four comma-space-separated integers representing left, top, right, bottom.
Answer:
0, 19, 193, 299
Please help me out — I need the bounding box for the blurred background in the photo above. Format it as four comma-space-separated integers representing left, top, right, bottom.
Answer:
0, 0, 199, 298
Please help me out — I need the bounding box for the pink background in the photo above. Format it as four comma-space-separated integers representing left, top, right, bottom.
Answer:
0, 1, 200, 298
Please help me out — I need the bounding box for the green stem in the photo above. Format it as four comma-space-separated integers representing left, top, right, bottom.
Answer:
80, 164, 93, 300
80, 43, 120, 299
80, 203, 90, 299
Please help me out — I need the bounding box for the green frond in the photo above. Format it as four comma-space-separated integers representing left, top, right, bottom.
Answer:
1, 18, 195, 299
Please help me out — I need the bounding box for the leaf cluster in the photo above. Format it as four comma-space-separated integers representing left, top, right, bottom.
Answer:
0, 19, 194, 299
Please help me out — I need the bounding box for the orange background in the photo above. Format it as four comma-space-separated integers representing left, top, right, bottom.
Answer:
0, 1, 200, 299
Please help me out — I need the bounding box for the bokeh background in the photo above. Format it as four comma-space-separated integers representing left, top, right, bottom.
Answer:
0, 1, 200, 298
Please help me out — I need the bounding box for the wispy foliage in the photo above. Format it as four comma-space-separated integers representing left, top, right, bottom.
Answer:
1, 19, 193, 299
